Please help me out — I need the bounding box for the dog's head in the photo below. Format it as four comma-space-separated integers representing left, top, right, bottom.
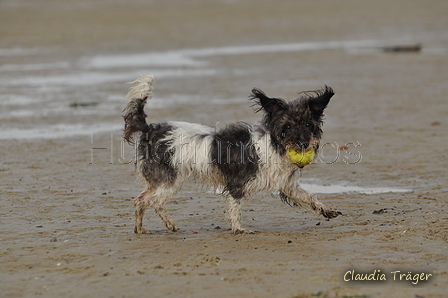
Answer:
250, 86, 334, 156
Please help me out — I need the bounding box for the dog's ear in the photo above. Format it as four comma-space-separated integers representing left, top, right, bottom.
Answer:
308, 86, 334, 115
250, 88, 287, 114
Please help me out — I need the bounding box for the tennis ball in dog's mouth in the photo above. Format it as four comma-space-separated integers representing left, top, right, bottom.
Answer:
287, 148, 315, 167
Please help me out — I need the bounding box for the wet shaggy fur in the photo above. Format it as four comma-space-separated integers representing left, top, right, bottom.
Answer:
123, 74, 341, 234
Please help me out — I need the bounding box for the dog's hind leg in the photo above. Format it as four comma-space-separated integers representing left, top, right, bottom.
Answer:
153, 202, 179, 232
134, 187, 153, 234
226, 195, 253, 234
281, 174, 341, 220
134, 186, 180, 233
150, 186, 180, 232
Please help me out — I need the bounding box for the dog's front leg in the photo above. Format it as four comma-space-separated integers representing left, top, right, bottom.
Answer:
226, 195, 253, 234
281, 176, 341, 220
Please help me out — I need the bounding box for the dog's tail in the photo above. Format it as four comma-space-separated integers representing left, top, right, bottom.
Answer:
122, 74, 154, 144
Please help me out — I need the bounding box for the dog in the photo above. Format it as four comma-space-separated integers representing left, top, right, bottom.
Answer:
123, 74, 341, 234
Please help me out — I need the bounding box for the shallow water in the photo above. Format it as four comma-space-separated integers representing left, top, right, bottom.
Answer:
2, 38, 444, 140
300, 181, 411, 195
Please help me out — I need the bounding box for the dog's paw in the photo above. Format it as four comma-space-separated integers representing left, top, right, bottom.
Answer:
164, 221, 179, 232
134, 227, 150, 234
322, 209, 342, 220
169, 226, 180, 232
232, 228, 254, 235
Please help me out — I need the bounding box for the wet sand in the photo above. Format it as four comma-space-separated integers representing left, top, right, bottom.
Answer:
1, 0, 447, 297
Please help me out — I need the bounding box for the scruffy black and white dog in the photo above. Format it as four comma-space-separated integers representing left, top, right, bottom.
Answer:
123, 74, 341, 234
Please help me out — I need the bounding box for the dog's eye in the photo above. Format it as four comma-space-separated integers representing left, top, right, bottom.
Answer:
306, 122, 311, 127
285, 124, 291, 129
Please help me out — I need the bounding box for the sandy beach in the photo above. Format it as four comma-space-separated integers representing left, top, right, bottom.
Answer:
1, 0, 447, 297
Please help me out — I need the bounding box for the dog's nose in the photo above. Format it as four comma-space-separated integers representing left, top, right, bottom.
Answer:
300, 142, 309, 150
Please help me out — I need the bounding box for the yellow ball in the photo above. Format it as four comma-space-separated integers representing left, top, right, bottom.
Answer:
287, 148, 315, 167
